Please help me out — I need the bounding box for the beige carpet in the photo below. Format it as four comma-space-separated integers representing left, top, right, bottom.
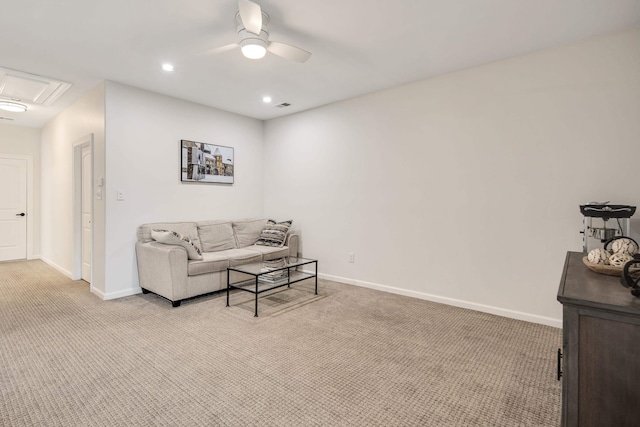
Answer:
0, 260, 561, 426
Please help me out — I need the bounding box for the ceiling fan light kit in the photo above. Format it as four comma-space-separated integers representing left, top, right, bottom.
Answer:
240, 39, 267, 59
0, 101, 27, 112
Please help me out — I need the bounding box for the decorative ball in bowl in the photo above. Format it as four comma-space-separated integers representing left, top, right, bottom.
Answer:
583, 237, 640, 276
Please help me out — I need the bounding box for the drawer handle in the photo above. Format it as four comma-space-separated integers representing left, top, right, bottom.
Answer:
557, 348, 563, 381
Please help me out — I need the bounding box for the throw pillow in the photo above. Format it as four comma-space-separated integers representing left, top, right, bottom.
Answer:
255, 220, 292, 247
151, 229, 203, 260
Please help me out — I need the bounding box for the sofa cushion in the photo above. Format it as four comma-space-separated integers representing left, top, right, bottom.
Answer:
232, 219, 268, 248
255, 219, 292, 247
187, 252, 230, 276
197, 220, 236, 252
223, 248, 263, 267
246, 244, 290, 260
151, 229, 203, 260
137, 222, 201, 249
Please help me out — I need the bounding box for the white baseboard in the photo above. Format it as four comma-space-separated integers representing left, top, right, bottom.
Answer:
40, 257, 73, 279
316, 272, 562, 329
91, 286, 142, 301
38, 258, 141, 301
90, 286, 106, 300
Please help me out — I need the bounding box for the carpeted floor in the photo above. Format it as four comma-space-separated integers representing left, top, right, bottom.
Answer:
0, 260, 561, 426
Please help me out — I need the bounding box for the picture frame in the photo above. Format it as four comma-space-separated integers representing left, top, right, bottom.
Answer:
180, 140, 234, 184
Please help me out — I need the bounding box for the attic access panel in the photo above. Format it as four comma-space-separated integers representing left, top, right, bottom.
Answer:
0, 67, 71, 105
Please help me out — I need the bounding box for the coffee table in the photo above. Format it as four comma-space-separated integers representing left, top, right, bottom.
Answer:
226, 257, 318, 317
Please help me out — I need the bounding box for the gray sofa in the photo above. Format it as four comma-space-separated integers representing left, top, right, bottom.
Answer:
135, 219, 299, 307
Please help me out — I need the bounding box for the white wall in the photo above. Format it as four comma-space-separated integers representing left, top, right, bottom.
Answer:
0, 123, 41, 257
263, 28, 640, 327
40, 83, 106, 293
103, 82, 264, 298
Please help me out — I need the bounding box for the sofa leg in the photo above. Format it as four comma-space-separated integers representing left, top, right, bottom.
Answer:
172, 300, 181, 308
141, 288, 150, 294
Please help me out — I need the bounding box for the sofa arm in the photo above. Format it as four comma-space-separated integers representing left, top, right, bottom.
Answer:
135, 241, 188, 301
286, 233, 300, 258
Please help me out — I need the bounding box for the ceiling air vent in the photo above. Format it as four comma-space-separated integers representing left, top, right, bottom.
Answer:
0, 66, 71, 106
275, 102, 291, 108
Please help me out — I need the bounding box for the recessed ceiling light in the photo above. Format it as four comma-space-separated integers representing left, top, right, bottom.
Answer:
0, 101, 27, 112
262, 96, 272, 103
162, 63, 174, 72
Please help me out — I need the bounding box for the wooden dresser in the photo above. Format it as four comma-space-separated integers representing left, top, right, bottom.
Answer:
557, 251, 640, 427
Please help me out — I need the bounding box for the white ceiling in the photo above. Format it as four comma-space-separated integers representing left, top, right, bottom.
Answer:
1, 0, 639, 128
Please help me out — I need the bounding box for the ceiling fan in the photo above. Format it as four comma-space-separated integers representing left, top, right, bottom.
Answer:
211, 0, 312, 63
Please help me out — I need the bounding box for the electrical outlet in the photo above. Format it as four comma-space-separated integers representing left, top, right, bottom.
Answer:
348, 252, 355, 263
117, 190, 124, 201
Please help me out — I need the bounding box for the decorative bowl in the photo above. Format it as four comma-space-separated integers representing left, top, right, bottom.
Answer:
582, 256, 640, 277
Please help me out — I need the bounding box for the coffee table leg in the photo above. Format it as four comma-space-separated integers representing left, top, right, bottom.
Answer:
315, 261, 318, 295
226, 269, 230, 307
255, 277, 259, 317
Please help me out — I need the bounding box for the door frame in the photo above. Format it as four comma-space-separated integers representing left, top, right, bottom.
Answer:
72, 134, 94, 284
0, 153, 34, 259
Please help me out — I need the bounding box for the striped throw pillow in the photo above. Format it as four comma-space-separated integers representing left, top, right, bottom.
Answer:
151, 229, 203, 260
255, 220, 292, 247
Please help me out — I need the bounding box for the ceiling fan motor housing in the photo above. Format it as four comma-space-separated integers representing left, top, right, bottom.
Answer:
236, 11, 269, 43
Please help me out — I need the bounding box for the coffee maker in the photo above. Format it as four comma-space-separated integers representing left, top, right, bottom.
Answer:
580, 203, 636, 253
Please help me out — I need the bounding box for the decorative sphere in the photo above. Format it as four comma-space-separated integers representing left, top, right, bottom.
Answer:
609, 252, 634, 267
611, 238, 638, 256
587, 248, 610, 265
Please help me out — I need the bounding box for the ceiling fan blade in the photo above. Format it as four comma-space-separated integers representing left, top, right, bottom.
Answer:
267, 41, 312, 63
238, 0, 262, 35
202, 43, 239, 55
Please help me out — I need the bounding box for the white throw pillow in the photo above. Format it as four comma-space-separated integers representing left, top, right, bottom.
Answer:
151, 229, 203, 260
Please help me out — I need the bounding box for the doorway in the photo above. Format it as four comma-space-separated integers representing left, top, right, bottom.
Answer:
0, 156, 28, 261
73, 135, 93, 283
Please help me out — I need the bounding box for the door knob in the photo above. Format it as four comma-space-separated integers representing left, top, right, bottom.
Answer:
16, 213, 26, 217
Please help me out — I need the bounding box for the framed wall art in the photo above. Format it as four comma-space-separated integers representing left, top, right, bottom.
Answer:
181, 140, 234, 184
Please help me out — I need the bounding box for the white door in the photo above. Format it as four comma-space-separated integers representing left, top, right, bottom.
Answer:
81, 146, 92, 282
0, 157, 27, 261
